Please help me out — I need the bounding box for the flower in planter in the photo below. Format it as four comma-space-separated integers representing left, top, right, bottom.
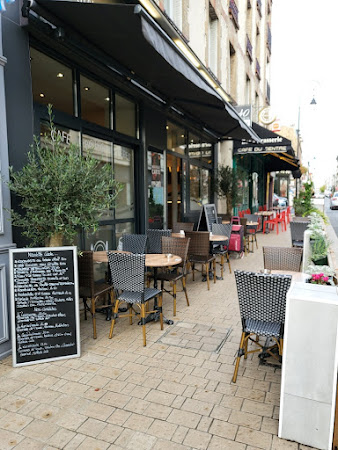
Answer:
310, 273, 332, 285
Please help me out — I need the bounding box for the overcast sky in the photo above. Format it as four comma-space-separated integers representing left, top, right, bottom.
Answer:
270, 0, 338, 188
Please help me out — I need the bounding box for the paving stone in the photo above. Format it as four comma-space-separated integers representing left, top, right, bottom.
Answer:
271, 434, 299, 449
0, 428, 25, 449
228, 409, 262, 430
167, 408, 201, 429
208, 435, 246, 450
0, 411, 33, 432
183, 428, 212, 449
20, 418, 60, 442
209, 418, 238, 440
123, 412, 154, 432
235, 426, 273, 449
147, 418, 177, 440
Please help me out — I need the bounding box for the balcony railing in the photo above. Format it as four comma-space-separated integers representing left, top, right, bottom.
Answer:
267, 25, 272, 53
229, 0, 239, 30
246, 34, 253, 61
257, 0, 262, 17
255, 58, 261, 79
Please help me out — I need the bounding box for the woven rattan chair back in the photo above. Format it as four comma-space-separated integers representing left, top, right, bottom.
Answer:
234, 270, 292, 323
146, 229, 172, 253
185, 231, 210, 257
263, 246, 303, 271
161, 236, 190, 272
108, 252, 145, 293
122, 233, 147, 254
172, 222, 194, 233
78, 251, 95, 297
212, 223, 232, 240
240, 217, 248, 237
290, 221, 309, 246
244, 214, 259, 224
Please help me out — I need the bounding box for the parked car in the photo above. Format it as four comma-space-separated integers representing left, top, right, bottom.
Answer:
330, 192, 338, 209
273, 193, 288, 208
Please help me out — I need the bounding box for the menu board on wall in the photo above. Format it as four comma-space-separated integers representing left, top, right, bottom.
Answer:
9, 247, 80, 367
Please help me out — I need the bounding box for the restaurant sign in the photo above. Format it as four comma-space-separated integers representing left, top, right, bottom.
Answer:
234, 145, 289, 155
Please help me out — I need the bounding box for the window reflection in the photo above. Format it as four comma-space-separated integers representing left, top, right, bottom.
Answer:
166, 121, 186, 154
189, 165, 210, 211
80, 75, 110, 128
114, 145, 134, 219
115, 94, 137, 137
188, 133, 201, 159
148, 151, 165, 229
30, 48, 74, 115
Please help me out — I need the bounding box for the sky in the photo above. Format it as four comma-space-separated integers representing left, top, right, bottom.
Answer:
270, 0, 338, 188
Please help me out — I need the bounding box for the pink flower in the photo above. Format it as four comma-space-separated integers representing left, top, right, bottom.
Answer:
323, 276, 329, 282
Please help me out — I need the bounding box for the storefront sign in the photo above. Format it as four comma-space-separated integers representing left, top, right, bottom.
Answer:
234, 105, 252, 127
234, 145, 289, 155
9, 247, 80, 367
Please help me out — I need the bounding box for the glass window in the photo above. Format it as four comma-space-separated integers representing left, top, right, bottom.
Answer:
82, 134, 114, 220
188, 133, 201, 159
114, 145, 135, 220
116, 222, 134, 247
80, 75, 110, 128
189, 165, 210, 211
30, 48, 74, 115
115, 94, 137, 137
148, 151, 165, 229
201, 139, 213, 164
166, 121, 186, 155
40, 122, 80, 149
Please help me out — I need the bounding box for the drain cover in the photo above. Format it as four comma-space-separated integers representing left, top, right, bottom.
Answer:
157, 321, 231, 353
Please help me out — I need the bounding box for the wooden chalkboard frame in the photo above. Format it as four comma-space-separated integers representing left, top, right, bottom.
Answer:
9, 246, 80, 367
197, 203, 218, 231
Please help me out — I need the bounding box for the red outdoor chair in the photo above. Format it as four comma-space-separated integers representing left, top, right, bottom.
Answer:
263, 212, 286, 234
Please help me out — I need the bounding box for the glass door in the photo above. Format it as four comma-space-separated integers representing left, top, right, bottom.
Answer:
167, 153, 182, 229
147, 150, 165, 229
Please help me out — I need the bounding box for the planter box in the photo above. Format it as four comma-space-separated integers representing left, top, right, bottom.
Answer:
279, 282, 338, 449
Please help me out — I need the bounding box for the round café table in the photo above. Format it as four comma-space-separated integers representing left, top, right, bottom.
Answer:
172, 232, 228, 242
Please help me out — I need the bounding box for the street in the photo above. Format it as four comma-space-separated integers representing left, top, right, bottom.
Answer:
324, 197, 338, 237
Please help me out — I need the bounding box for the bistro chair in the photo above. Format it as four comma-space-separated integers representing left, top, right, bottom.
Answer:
212, 223, 232, 277
240, 217, 249, 255
172, 222, 194, 233
154, 236, 191, 316
107, 252, 163, 346
185, 231, 216, 290
232, 270, 292, 382
122, 233, 147, 253
244, 214, 259, 252
290, 220, 309, 248
146, 229, 172, 253
78, 251, 114, 339
263, 212, 285, 234
263, 246, 303, 272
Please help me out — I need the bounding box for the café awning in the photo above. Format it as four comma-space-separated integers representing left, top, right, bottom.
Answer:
233, 122, 300, 173
26, 1, 260, 142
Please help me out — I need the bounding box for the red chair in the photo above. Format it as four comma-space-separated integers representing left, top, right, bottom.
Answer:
263, 204, 267, 211
278, 211, 287, 231
263, 212, 284, 234
258, 206, 263, 212
286, 206, 291, 224
239, 210, 244, 218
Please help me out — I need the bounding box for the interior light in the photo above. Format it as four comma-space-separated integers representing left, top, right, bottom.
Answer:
174, 39, 200, 67
56, 72, 64, 78
105, 97, 110, 102
181, 134, 185, 138
84, 86, 90, 91
39, 93, 45, 98
139, 0, 161, 19
166, 125, 169, 130
199, 69, 218, 89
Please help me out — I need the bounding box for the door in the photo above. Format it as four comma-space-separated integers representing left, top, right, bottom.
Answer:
167, 153, 182, 229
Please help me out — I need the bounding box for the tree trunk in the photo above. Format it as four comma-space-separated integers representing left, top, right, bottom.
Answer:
46, 232, 64, 247
226, 196, 232, 215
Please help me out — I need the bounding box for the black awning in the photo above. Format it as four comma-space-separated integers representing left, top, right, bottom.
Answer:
28, 1, 259, 142
233, 122, 300, 172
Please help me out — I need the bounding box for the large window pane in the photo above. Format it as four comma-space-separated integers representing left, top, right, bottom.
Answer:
114, 145, 134, 219
40, 122, 80, 149
80, 75, 110, 128
188, 133, 201, 159
148, 151, 165, 229
167, 121, 186, 155
82, 134, 114, 220
115, 94, 137, 137
31, 48, 73, 115
189, 165, 210, 211
116, 222, 134, 247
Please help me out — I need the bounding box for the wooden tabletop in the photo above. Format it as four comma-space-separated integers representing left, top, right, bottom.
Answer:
93, 251, 182, 268
146, 253, 182, 268
257, 211, 274, 216
246, 222, 259, 226
172, 232, 228, 242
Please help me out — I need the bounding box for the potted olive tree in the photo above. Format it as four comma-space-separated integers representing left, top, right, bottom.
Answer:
213, 165, 241, 214
8, 105, 123, 247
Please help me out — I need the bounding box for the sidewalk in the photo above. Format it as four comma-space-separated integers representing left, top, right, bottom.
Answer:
0, 228, 319, 450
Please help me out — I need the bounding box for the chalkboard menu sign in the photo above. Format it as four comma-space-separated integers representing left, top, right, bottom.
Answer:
9, 247, 80, 367
197, 204, 218, 231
